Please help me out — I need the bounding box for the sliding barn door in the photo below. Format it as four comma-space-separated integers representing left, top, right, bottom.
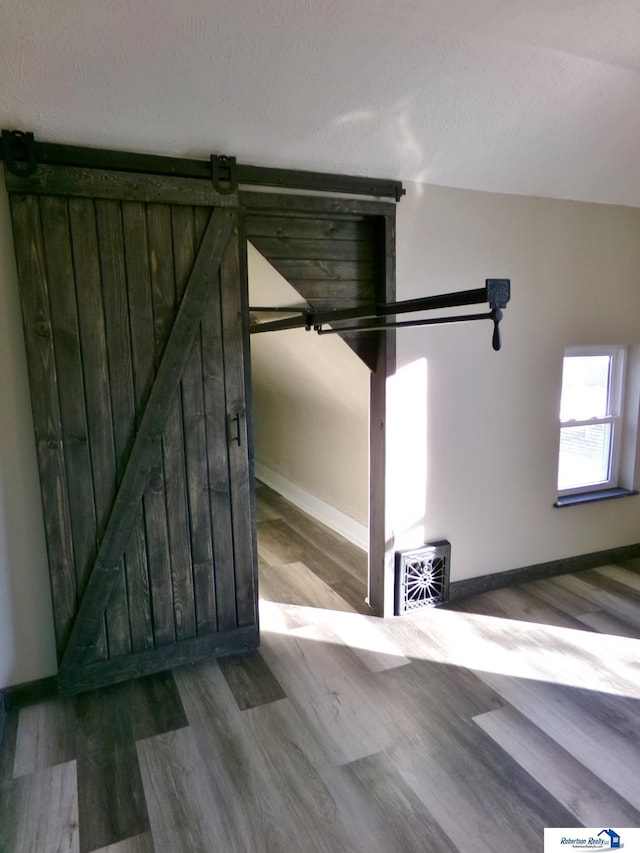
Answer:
5, 164, 258, 694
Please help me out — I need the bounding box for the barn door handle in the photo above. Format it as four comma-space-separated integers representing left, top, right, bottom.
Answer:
229, 412, 242, 447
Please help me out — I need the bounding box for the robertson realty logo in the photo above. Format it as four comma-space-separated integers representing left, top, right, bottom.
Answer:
545, 828, 640, 852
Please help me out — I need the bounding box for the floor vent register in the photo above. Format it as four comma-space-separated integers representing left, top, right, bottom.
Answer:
394, 541, 451, 615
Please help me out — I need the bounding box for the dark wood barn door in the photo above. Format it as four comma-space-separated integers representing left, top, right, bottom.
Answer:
5, 164, 258, 694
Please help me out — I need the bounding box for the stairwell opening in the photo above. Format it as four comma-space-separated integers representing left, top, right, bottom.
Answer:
248, 242, 371, 614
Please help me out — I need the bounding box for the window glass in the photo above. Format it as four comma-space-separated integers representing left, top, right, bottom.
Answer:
558, 423, 611, 490
557, 347, 624, 495
559, 355, 610, 420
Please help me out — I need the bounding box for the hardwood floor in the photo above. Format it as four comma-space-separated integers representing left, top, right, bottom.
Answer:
2, 482, 640, 851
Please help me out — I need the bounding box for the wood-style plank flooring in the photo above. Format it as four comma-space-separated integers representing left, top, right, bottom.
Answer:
2, 481, 640, 851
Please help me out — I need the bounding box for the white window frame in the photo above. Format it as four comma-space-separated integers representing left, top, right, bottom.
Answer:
557, 345, 626, 497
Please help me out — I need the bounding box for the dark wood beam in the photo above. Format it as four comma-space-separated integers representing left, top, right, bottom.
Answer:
1, 130, 405, 200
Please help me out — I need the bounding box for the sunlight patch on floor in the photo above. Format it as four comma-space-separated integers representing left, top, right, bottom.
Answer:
259, 598, 640, 699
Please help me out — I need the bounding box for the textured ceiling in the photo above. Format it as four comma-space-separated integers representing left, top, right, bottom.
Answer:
1, 0, 640, 205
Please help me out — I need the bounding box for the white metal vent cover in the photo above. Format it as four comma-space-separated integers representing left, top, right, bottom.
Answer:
394, 541, 451, 615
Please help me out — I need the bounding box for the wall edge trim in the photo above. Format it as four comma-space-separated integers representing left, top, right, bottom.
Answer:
448, 542, 640, 601
255, 462, 368, 551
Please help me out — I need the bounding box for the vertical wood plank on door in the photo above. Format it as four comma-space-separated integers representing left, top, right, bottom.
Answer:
9, 193, 77, 656
97, 204, 154, 656
68, 196, 118, 662
220, 235, 257, 628
122, 202, 154, 652
95, 198, 140, 660
237, 211, 259, 593
171, 205, 217, 636
123, 504, 155, 654
147, 203, 196, 642
195, 207, 237, 631
39, 195, 106, 661
121, 200, 174, 648
65, 207, 106, 434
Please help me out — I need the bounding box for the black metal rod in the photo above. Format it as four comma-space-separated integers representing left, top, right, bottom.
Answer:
316, 311, 494, 335
250, 286, 489, 334
0, 131, 405, 200
249, 306, 308, 313
373, 288, 489, 316
317, 309, 506, 350
249, 313, 316, 334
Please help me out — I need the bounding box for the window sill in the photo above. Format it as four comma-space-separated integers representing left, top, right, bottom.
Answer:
554, 488, 639, 508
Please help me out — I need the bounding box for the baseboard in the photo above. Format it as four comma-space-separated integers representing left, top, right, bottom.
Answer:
3, 675, 59, 711
448, 542, 640, 602
255, 462, 368, 551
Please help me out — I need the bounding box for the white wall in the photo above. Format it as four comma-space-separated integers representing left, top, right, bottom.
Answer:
248, 244, 370, 541
0, 169, 57, 689
392, 182, 640, 581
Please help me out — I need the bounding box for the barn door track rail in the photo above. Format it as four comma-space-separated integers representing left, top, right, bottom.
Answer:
1, 129, 405, 200
250, 278, 512, 351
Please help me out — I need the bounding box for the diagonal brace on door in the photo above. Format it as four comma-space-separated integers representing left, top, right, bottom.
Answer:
60, 208, 236, 671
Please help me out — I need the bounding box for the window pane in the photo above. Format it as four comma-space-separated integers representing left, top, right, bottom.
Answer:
558, 423, 612, 490
560, 355, 611, 421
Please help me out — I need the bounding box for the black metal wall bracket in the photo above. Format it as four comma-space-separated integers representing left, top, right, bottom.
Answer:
1, 130, 37, 177
211, 154, 238, 194
250, 278, 511, 351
